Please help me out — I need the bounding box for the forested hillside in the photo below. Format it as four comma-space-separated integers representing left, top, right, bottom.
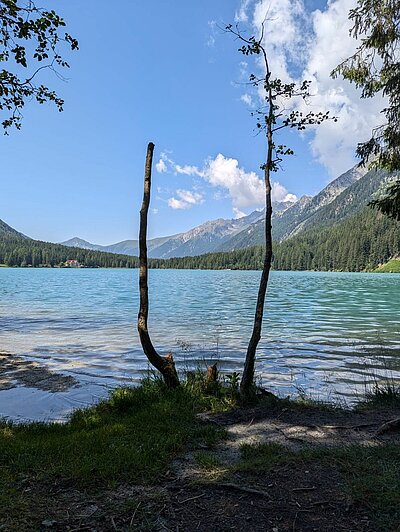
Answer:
0, 237, 138, 268
272, 207, 399, 271
0, 219, 28, 239
149, 207, 399, 272
1, 204, 398, 271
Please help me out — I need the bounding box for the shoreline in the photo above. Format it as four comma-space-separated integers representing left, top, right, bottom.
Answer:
0, 353, 115, 423
1, 265, 400, 273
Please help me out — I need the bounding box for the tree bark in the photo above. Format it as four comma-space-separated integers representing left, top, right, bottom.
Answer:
137, 142, 180, 388
240, 173, 273, 396
207, 363, 218, 382
240, 71, 274, 398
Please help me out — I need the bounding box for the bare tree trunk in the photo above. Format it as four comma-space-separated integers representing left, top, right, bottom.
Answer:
138, 142, 180, 388
240, 115, 274, 398
226, 23, 332, 399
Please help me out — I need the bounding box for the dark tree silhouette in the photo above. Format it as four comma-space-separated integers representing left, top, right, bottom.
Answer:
332, 0, 400, 220
0, 0, 78, 132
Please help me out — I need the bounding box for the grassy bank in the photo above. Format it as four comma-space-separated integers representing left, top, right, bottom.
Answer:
375, 258, 400, 273
1, 380, 399, 530
0, 380, 226, 480
0, 380, 227, 529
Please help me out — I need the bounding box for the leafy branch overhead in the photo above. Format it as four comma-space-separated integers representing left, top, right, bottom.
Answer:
0, 0, 78, 132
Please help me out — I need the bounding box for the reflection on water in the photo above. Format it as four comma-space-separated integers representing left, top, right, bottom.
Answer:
0, 268, 399, 419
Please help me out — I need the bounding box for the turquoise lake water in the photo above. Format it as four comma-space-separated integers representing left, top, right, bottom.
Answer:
0, 268, 399, 419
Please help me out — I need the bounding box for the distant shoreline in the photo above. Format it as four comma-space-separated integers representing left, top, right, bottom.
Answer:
0, 264, 399, 273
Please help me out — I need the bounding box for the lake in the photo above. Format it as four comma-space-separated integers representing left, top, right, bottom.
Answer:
0, 268, 399, 420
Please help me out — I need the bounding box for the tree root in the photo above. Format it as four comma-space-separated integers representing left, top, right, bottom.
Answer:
375, 418, 400, 436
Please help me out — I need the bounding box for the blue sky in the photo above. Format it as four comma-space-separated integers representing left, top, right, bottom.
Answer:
0, 0, 382, 244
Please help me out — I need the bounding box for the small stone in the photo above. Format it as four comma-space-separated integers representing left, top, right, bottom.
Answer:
41, 520, 57, 528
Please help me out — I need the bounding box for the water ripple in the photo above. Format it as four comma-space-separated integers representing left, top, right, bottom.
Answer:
0, 268, 399, 403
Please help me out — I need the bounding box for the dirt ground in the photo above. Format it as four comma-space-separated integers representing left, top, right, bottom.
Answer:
14, 466, 363, 531
4, 402, 398, 532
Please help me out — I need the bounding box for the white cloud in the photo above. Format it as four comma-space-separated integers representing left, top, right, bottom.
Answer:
154, 152, 206, 178
204, 153, 264, 208
206, 20, 217, 47
233, 207, 247, 219
271, 182, 297, 203
235, 0, 252, 23
156, 159, 167, 173
244, 0, 385, 176
175, 164, 205, 177
240, 93, 253, 106
160, 151, 297, 211
168, 198, 187, 210
252, 0, 308, 83
168, 189, 204, 210
239, 61, 248, 77
300, 0, 383, 175
284, 193, 297, 202
203, 153, 296, 208
151, 208, 159, 214
156, 151, 175, 174
176, 189, 203, 205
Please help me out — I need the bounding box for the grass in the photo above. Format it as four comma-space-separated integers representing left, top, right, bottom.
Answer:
0, 380, 225, 485
1, 374, 399, 529
359, 381, 400, 409
194, 451, 223, 471
375, 258, 400, 273
236, 442, 400, 531
2, 368, 389, 487
356, 346, 400, 409
0, 379, 227, 528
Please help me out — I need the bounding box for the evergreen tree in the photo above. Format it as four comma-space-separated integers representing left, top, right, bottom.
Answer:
332, 0, 400, 219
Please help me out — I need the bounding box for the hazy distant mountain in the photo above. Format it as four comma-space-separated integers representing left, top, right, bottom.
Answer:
60, 237, 102, 251
0, 219, 29, 239
60, 201, 294, 259
150, 210, 264, 258
60, 235, 179, 257
108, 235, 177, 257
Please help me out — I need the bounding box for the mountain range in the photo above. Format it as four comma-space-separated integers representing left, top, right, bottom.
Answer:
1, 162, 397, 268
60, 201, 291, 259
60, 162, 383, 258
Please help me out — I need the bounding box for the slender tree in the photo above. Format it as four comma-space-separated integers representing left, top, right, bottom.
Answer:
138, 142, 180, 388
0, 0, 78, 132
225, 24, 334, 397
331, 0, 400, 220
